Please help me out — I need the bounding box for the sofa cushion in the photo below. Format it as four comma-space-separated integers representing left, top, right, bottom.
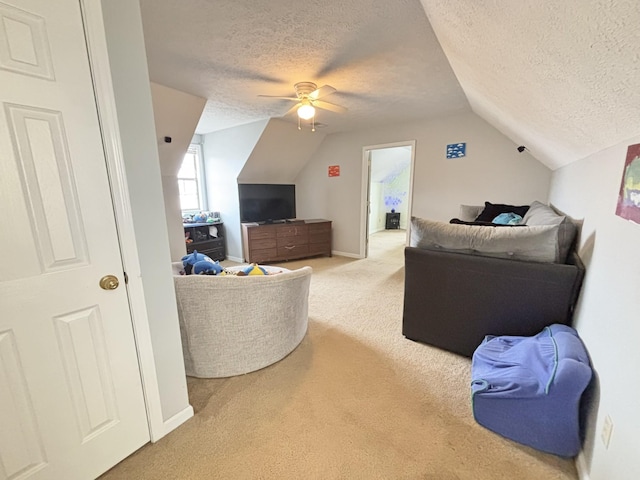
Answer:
474, 202, 530, 223
410, 216, 560, 263
523, 201, 577, 263
458, 204, 484, 222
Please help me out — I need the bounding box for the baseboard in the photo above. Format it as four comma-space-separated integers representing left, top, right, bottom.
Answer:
152, 405, 194, 442
575, 452, 590, 480
226, 255, 244, 263
332, 250, 361, 259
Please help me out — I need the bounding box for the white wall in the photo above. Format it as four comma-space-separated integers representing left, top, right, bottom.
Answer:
368, 182, 384, 233
549, 135, 640, 480
160, 175, 185, 261
149, 82, 206, 261
202, 120, 269, 261
100, 0, 190, 424
296, 111, 551, 255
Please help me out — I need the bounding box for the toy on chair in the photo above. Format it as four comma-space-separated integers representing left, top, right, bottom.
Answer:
181, 250, 223, 275
236, 263, 268, 276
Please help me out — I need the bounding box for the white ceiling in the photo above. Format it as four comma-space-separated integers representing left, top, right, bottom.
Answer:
139, 0, 640, 170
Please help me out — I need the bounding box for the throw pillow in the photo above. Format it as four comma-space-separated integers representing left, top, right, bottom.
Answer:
492, 212, 523, 225
522, 201, 577, 263
474, 202, 530, 223
458, 205, 484, 222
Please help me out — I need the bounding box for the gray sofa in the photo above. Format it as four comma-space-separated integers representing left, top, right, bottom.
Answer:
402, 202, 585, 357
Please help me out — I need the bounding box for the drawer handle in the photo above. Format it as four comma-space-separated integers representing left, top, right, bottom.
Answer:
284, 245, 295, 250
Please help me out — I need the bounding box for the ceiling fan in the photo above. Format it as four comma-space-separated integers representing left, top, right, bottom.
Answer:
258, 82, 347, 130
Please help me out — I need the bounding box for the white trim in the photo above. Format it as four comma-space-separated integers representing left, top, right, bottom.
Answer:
162, 405, 194, 436
226, 255, 245, 263
80, 0, 169, 442
360, 140, 416, 258
332, 250, 360, 259
575, 452, 590, 480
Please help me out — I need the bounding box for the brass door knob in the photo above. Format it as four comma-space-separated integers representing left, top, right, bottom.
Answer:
99, 275, 119, 290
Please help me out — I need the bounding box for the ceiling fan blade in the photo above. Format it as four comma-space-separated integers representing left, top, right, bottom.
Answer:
313, 100, 347, 114
257, 95, 299, 101
309, 85, 336, 100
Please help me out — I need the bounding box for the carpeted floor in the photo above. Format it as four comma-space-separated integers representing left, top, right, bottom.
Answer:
100, 230, 577, 479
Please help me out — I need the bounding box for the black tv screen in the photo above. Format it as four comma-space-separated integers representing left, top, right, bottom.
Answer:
238, 184, 296, 223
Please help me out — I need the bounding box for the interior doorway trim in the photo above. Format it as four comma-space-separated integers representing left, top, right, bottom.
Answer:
81, 0, 169, 441
360, 140, 416, 258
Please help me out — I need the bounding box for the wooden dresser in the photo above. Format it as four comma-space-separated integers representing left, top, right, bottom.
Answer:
241, 219, 332, 263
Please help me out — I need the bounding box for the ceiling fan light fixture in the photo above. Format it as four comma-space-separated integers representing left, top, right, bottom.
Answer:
297, 103, 315, 120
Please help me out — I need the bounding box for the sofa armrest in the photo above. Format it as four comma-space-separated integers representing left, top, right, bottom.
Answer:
402, 247, 585, 357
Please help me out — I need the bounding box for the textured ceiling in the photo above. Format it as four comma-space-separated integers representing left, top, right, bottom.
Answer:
139, 0, 640, 170
138, 0, 468, 136
421, 0, 640, 169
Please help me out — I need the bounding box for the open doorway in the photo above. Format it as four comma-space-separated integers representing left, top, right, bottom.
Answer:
360, 141, 415, 258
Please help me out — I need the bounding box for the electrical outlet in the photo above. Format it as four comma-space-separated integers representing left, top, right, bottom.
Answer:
601, 414, 613, 449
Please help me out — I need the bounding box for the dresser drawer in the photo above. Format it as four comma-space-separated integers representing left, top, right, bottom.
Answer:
276, 235, 308, 248
277, 244, 309, 258
277, 225, 307, 237
308, 242, 330, 256
250, 248, 278, 263
248, 228, 276, 240
308, 232, 330, 244
250, 238, 277, 250
308, 222, 331, 235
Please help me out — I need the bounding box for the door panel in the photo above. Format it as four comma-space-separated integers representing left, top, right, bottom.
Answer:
0, 330, 47, 479
0, 1, 149, 478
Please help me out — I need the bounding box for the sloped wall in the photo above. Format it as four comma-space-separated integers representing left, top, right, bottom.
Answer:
151, 83, 206, 175
420, 1, 640, 171
238, 118, 326, 183
150, 82, 206, 260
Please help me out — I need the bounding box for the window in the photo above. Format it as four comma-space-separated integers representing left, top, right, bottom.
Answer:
178, 144, 207, 212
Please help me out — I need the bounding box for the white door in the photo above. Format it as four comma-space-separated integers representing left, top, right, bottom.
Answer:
0, 1, 149, 479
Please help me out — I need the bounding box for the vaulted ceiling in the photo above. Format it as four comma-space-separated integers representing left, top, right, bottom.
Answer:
139, 0, 640, 170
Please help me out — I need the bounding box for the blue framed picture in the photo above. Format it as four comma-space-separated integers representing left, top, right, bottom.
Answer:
446, 142, 466, 158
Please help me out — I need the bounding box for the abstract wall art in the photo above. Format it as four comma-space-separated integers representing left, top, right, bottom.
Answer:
446, 142, 466, 158
615, 143, 640, 224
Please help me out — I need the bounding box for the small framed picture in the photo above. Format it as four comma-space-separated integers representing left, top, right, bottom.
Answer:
447, 143, 466, 158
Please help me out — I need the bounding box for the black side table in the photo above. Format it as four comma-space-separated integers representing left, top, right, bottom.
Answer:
385, 212, 400, 229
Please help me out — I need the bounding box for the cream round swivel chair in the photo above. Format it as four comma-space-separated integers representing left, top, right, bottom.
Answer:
172, 264, 312, 378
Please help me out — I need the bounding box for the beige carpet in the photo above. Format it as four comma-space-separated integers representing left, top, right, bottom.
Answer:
101, 230, 577, 480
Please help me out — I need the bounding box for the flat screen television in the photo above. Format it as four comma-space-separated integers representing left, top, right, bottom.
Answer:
238, 183, 296, 223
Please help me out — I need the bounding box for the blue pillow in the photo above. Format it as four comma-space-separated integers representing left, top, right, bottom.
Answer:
492, 212, 523, 225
